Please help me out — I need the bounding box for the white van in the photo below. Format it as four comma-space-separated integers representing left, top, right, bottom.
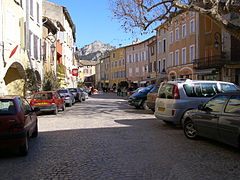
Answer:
154, 80, 239, 125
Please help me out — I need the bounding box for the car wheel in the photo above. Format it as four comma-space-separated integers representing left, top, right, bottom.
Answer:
31, 123, 38, 138
62, 104, 65, 111
82, 98, 85, 101
142, 100, 149, 110
184, 120, 198, 139
19, 136, 28, 156
150, 108, 155, 112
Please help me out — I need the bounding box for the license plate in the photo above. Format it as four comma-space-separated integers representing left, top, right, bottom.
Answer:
158, 107, 165, 111
37, 103, 47, 105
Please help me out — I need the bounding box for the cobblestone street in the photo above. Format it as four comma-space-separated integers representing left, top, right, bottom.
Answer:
1, 93, 240, 180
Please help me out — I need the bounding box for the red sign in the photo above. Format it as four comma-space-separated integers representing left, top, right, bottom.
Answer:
72, 69, 78, 76
9, 45, 18, 58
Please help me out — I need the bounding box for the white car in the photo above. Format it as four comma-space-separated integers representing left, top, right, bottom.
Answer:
154, 79, 240, 125
80, 88, 88, 101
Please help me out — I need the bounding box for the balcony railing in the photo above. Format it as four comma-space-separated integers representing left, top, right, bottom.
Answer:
193, 56, 227, 69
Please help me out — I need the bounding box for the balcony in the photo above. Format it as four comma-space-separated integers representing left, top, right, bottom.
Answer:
193, 56, 227, 69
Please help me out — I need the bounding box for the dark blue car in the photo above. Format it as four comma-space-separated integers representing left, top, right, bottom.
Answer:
128, 85, 154, 109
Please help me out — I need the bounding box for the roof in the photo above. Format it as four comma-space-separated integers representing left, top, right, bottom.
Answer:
79, 60, 97, 66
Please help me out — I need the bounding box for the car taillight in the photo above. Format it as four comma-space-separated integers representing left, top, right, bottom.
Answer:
76, 93, 79, 96
173, 85, 180, 99
65, 95, 70, 97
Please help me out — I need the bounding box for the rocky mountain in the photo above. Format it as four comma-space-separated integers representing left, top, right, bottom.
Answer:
79, 41, 115, 61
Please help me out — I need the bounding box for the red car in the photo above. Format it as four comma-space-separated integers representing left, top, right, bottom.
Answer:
0, 96, 38, 156
30, 91, 65, 115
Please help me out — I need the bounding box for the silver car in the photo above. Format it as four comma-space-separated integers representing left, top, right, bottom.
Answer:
57, 89, 75, 107
154, 80, 239, 125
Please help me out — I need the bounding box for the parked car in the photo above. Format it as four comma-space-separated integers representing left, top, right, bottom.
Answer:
0, 96, 39, 155
57, 89, 75, 107
68, 88, 82, 102
155, 79, 240, 125
80, 88, 88, 100
128, 85, 154, 109
30, 91, 65, 114
128, 87, 145, 96
182, 91, 240, 147
146, 84, 160, 112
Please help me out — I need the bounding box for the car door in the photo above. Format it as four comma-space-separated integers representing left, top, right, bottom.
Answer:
194, 95, 229, 140
21, 98, 34, 133
218, 95, 240, 147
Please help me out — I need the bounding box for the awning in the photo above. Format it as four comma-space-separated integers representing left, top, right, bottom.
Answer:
194, 68, 216, 74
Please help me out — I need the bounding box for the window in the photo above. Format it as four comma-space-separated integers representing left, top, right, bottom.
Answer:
183, 83, 219, 97
175, 50, 179, 66
30, 0, 33, 17
175, 28, 179, 41
158, 83, 175, 99
158, 60, 161, 73
142, 52, 145, 61
190, 45, 195, 63
182, 48, 186, 64
190, 20, 195, 34
169, 31, 173, 43
112, 62, 114, 68
122, 59, 125, 65
225, 95, 240, 114
152, 63, 155, 72
136, 67, 139, 73
0, 100, 16, 115
182, 24, 186, 38
135, 54, 138, 62
151, 46, 154, 55
158, 41, 161, 54
112, 53, 115, 58
37, 2, 40, 23
163, 39, 166, 53
163, 59, 166, 72
204, 95, 228, 112
129, 68, 132, 77
129, 55, 132, 63
118, 60, 121, 66
220, 84, 239, 92
169, 52, 173, 67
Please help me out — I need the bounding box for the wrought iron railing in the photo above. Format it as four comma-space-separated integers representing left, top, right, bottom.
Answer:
193, 56, 227, 69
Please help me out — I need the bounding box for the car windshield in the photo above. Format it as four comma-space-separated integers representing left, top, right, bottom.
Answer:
0, 100, 16, 115
34, 93, 53, 100
58, 90, 68, 93
140, 85, 154, 93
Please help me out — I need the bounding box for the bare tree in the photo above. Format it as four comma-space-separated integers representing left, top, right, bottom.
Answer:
110, 0, 240, 39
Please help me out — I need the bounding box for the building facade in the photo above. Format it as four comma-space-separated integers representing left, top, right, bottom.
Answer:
109, 47, 126, 88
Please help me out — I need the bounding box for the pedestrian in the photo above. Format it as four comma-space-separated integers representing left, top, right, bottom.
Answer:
117, 87, 121, 96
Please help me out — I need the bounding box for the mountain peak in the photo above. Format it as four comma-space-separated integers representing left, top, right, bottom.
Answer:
79, 41, 115, 61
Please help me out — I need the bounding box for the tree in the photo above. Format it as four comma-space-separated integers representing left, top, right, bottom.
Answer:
110, 0, 240, 40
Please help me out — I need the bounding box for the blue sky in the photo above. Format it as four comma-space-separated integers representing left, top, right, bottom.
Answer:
47, 0, 155, 48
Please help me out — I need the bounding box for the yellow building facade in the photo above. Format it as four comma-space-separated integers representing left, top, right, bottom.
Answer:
109, 47, 126, 88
